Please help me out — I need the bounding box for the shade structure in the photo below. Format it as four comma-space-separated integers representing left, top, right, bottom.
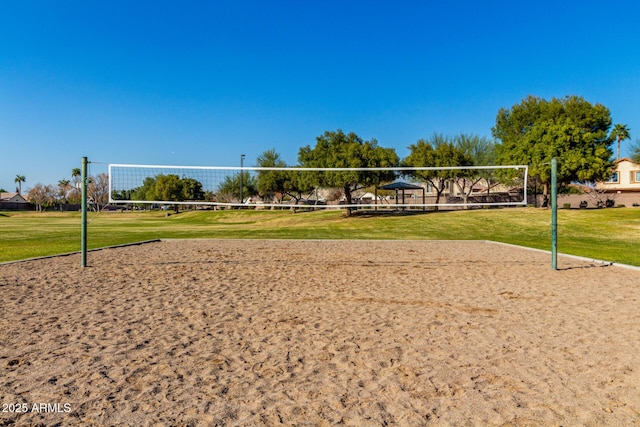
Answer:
377, 181, 424, 191
377, 181, 426, 210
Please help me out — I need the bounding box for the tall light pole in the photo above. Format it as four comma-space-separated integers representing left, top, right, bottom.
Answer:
240, 154, 245, 205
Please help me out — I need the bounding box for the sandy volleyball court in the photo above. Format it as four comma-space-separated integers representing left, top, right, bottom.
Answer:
1, 239, 639, 426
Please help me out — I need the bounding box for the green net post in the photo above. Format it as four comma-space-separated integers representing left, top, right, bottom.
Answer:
551, 157, 558, 270
81, 157, 88, 267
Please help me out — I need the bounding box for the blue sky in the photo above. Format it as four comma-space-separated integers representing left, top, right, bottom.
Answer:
2, 0, 639, 192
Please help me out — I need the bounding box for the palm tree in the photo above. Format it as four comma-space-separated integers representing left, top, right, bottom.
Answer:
58, 179, 71, 204
69, 168, 82, 204
611, 124, 631, 160
14, 175, 26, 195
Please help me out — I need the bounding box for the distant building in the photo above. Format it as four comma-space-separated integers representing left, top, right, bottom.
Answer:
598, 158, 640, 193
0, 192, 28, 203
0, 192, 30, 210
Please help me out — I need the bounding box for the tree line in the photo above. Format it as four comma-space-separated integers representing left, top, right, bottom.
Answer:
114, 175, 206, 205
205, 95, 635, 212
118, 95, 634, 213
2, 169, 109, 212
10, 95, 638, 212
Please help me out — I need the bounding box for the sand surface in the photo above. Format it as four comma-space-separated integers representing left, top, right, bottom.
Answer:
1, 239, 640, 426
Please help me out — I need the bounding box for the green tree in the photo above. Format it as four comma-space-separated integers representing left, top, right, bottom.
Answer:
492, 95, 614, 196
255, 149, 315, 205
149, 174, 183, 203
255, 149, 287, 202
403, 134, 472, 209
111, 188, 135, 201
298, 130, 399, 215
454, 134, 496, 166
133, 176, 158, 201
611, 123, 631, 160
216, 172, 257, 203
452, 134, 498, 201
14, 175, 25, 195
128, 174, 205, 211
180, 177, 205, 201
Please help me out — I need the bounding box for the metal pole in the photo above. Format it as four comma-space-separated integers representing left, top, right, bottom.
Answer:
240, 154, 245, 205
81, 156, 88, 267
551, 157, 558, 270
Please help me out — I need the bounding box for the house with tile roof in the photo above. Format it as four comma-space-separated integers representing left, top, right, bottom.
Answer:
0, 192, 30, 210
597, 158, 640, 193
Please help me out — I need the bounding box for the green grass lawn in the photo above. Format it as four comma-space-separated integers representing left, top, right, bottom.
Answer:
1, 207, 639, 266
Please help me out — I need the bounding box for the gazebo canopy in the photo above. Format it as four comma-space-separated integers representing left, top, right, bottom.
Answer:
377, 181, 424, 191
376, 181, 426, 211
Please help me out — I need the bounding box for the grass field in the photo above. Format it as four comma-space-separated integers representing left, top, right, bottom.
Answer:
1, 207, 639, 266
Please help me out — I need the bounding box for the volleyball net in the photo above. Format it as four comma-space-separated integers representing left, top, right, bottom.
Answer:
108, 164, 528, 210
